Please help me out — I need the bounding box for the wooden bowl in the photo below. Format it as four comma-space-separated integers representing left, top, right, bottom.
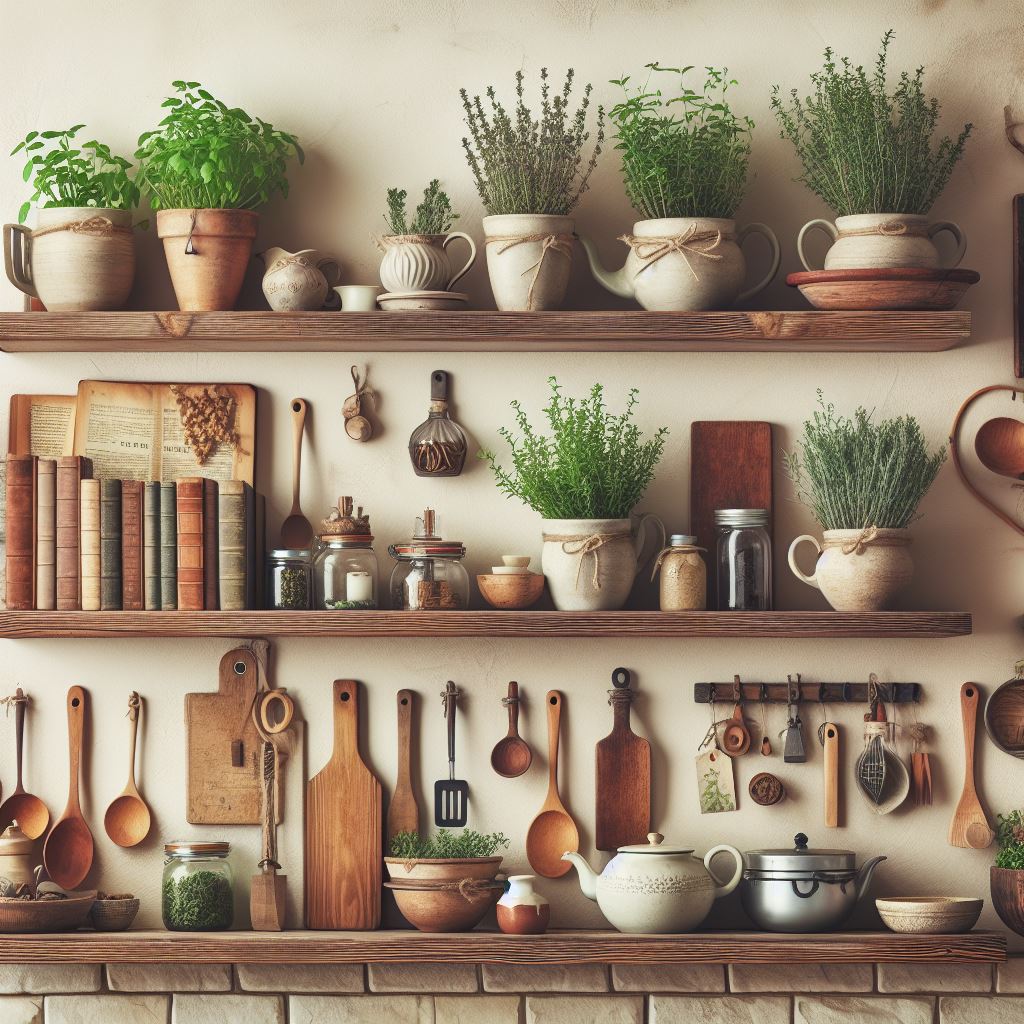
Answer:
786, 268, 979, 311
385, 881, 502, 932
0, 890, 96, 933
477, 573, 545, 610
985, 679, 1024, 757
992, 867, 1024, 936
89, 897, 140, 932
384, 857, 503, 884
876, 896, 983, 934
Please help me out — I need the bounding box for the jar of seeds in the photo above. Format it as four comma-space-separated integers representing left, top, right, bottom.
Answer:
267, 549, 311, 610
651, 534, 706, 610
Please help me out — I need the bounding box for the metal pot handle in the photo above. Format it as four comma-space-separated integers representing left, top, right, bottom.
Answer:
791, 879, 820, 899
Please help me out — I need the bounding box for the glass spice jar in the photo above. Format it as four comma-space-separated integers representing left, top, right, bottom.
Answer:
715, 509, 772, 611
267, 549, 311, 609
389, 508, 469, 610
162, 841, 234, 931
651, 534, 707, 610
313, 496, 379, 609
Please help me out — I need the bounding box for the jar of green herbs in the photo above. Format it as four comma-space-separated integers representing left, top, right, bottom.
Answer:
267, 549, 311, 610
162, 841, 234, 931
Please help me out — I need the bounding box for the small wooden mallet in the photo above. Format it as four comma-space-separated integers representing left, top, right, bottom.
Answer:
251, 741, 287, 930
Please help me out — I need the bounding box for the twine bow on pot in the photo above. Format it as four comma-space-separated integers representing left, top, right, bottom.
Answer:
841, 525, 880, 555
543, 531, 620, 590
31, 215, 131, 239
485, 233, 574, 310
618, 224, 731, 280
840, 220, 926, 239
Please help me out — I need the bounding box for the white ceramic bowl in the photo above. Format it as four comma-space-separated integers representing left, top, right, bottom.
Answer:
875, 896, 983, 934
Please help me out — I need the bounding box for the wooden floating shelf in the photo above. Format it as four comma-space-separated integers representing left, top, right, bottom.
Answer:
0, 310, 970, 353
0, 610, 972, 640
0, 929, 1004, 965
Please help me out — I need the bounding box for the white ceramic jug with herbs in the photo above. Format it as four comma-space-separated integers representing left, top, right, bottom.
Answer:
378, 232, 477, 294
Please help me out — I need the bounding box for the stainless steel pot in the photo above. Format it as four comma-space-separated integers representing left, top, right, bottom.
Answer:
740, 833, 886, 933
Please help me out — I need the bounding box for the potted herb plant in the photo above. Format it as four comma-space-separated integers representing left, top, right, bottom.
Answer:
377, 180, 476, 296
580, 64, 779, 311
135, 80, 303, 311
482, 378, 667, 611
785, 393, 946, 611
772, 31, 972, 272
991, 810, 1024, 937
460, 68, 604, 310
5, 126, 139, 311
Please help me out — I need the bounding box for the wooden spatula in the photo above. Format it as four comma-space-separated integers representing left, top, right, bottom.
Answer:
949, 682, 995, 849
434, 681, 468, 827
387, 690, 419, 842
279, 398, 312, 548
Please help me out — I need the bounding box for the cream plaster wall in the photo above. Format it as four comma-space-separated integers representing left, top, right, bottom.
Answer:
1, 0, 1024, 939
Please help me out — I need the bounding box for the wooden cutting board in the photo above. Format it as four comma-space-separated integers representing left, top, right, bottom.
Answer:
690, 421, 773, 608
306, 679, 382, 930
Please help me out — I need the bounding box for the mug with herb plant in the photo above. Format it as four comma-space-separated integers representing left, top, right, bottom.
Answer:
992, 810, 1024, 937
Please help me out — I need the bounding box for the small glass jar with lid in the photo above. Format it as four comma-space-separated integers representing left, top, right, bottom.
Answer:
312, 496, 378, 610
162, 840, 234, 931
651, 534, 707, 611
389, 508, 469, 610
715, 509, 772, 611
267, 549, 311, 610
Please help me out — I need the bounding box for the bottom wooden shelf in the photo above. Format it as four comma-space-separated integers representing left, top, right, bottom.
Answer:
0, 929, 1004, 964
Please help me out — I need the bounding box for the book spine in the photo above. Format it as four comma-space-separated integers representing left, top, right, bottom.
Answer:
56, 457, 90, 611
143, 481, 161, 610
203, 479, 220, 611
34, 459, 56, 611
176, 478, 205, 611
100, 479, 123, 611
5, 455, 36, 610
218, 481, 246, 611
121, 480, 144, 611
254, 493, 265, 609
160, 482, 177, 610
80, 479, 100, 611
244, 484, 257, 611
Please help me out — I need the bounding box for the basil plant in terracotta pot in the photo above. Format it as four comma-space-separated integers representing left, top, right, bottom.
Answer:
785, 393, 946, 611
483, 377, 667, 611
135, 80, 303, 311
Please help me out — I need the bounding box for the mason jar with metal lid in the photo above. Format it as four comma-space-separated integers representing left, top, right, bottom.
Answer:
267, 549, 311, 610
162, 841, 234, 931
714, 508, 772, 611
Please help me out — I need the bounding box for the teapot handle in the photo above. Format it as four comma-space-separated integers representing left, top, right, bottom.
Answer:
3, 223, 36, 297
736, 223, 781, 301
443, 231, 477, 290
704, 844, 744, 899
632, 513, 665, 570
797, 219, 839, 272
788, 535, 822, 590
928, 221, 966, 269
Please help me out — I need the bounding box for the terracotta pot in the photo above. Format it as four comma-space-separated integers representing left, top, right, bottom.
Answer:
4, 207, 134, 311
483, 214, 574, 310
156, 208, 259, 311
383, 857, 502, 883
497, 874, 550, 935
379, 233, 477, 293
991, 867, 1024, 937
788, 528, 913, 612
476, 573, 546, 610
385, 880, 502, 933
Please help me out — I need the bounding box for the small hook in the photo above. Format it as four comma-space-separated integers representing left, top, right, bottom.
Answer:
733, 674, 742, 702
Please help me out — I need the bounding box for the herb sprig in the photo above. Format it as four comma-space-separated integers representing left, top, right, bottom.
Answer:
384, 180, 457, 235
390, 830, 510, 860
996, 811, 1024, 870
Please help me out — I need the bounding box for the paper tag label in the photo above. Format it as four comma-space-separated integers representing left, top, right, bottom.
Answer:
696, 744, 737, 813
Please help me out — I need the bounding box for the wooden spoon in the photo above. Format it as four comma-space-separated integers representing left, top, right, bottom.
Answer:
975, 417, 1024, 478
0, 688, 49, 838
525, 691, 579, 878
491, 681, 532, 778
949, 682, 995, 849
43, 686, 94, 889
279, 398, 313, 548
387, 689, 420, 842
103, 692, 152, 848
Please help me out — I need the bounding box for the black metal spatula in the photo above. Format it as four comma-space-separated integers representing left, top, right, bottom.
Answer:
435, 681, 468, 827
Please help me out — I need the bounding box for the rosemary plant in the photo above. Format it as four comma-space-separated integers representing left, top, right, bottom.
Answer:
389, 830, 510, 859
771, 30, 971, 215
784, 392, 946, 531
384, 179, 457, 234
481, 377, 668, 520
460, 68, 605, 215
609, 65, 753, 219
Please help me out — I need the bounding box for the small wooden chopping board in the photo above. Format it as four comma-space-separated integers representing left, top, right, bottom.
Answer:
306, 679, 382, 930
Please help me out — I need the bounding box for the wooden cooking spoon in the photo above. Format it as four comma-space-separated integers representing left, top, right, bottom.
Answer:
491, 681, 532, 778
949, 682, 995, 849
976, 417, 1024, 478
279, 398, 313, 548
103, 692, 152, 848
0, 688, 49, 838
525, 691, 579, 878
43, 686, 95, 889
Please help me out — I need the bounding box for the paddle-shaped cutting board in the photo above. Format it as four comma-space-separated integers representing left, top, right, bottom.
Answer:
306, 679, 381, 930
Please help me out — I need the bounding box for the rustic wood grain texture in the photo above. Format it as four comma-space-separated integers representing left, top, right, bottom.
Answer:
386, 689, 419, 842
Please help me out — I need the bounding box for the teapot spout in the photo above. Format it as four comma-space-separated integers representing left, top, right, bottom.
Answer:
578, 235, 634, 299
854, 855, 887, 901
561, 851, 598, 901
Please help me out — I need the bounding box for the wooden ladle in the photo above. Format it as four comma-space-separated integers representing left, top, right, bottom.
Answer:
975, 416, 1024, 478
525, 691, 579, 878
0, 688, 49, 838
491, 681, 532, 778
103, 692, 152, 848
279, 398, 313, 548
949, 682, 995, 849
43, 686, 94, 889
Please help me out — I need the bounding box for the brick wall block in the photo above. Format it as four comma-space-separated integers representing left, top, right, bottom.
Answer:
729, 964, 872, 993
940, 995, 1024, 1023
877, 964, 992, 993
795, 995, 934, 1024
650, 994, 790, 1024
45, 994, 168, 1024
172, 994, 285, 1024
0, 965, 100, 994
0, 996, 41, 1024
525, 994, 642, 1024
435, 994, 521, 1024
482, 964, 608, 992
997, 958, 1024, 993
368, 963, 478, 993
288, 994, 432, 1024
611, 964, 725, 992
236, 964, 365, 992
107, 964, 231, 992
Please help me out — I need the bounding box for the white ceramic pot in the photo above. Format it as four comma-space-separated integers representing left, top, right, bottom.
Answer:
788, 527, 913, 612
379, 232, 477, 293
563, 832, 744, 934
4, 207, 134, 311
483, 214, 574, 310
541, 515, 664, 611
580, 217, 780, 311
797, 213, 966, 271
260, 247, 341, 311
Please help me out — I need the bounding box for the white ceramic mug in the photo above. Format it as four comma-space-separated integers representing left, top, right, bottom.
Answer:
334, 285, 382, 311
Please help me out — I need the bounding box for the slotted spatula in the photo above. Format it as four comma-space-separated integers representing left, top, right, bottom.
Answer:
435, 681, 468, 827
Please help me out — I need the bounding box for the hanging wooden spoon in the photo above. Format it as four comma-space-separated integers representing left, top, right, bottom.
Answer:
949, 682, 995, 849
975, 416, 1024, 478
491, 681, 532, 778
0, 689, 49, 838
279, 398, 313, 548
103, 692, 152, 848
721, 704, 751, 756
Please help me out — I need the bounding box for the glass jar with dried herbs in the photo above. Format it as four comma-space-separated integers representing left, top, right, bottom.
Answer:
267, 549, 311, 610
162, 841, 234, 931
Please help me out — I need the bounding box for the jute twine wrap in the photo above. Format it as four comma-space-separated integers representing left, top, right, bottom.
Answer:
374, 233, 439, 250
840, 525, 880, 555
619, 225, 733, 280
485, 233, 573, 310
393, 874, 500, 902
31, 215, 131, 239
543, 531, 624, 590
838, 219, 928, 238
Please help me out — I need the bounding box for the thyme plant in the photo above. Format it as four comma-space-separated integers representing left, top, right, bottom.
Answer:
996, 811, 1024, 870
384, 179, 457, 234
771, 31, 971, 215
389, 830, 510, 859
784, 392, 946, 531
608, 65, 753, 219
460, 68, 605, 215
482, 377, 668, 520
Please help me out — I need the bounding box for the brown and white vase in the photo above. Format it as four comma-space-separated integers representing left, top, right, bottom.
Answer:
496, 875, 550, 935
483, 214, 574, 310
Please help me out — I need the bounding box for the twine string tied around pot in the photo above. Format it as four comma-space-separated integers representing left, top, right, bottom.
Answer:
485, 232, 574, 310
619, 225, 732, 280
374, 233, 439, 250
841, 525, 880, 555
393, 875, 499, 901
543, 531, 621, 590
31, 215, 131, 239
840, 219, 928, 239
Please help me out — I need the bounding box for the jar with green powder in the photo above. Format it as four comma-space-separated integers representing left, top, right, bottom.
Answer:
162, 841, 234, 931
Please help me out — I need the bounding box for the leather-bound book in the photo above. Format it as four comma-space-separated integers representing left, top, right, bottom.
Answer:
99, 479, 123, 611
159, 482, 177, 610
121, 480, 144, 611
245, 486, 261, 611
56, 456, 91, 610
218, 480, 246, 611
143, 482, 161, 610
5, 455, 36, 610
35, 459, 56, 611
203, 478, 219, 611
176, 478, 205, 611
79, 478, 101, 611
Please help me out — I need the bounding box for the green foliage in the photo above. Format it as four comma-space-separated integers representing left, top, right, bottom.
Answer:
481, 377, 668, 520
162, 870, 233, 930
608, 64, 753, 220
460, 68, 605, 215
699, 769, 734, 812
996, 811, 1024, 870
384, 179, 457, 235
771, 30, 971, 215
784, 391, 946, 531
134, 80, 303, 211
390, 829, 510, 859
11, 127, 139, 224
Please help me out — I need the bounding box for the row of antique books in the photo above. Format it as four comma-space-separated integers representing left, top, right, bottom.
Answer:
3, 455, 264, 611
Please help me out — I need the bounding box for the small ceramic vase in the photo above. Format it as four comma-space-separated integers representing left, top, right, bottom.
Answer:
497, 875, 550, 935
260, 247, 341, 311
378, 233, 476, 293
0, 822, 34, 888
483, 213, 574, 310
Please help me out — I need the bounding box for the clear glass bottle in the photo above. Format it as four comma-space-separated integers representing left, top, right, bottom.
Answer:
714, 509, 772, 611
651, 534, 707, 610
266, 549, 311, 610
389, 508, 469, 610
408, 370, 467, 477
312, 497, 378, 609
162, 841, 234, 931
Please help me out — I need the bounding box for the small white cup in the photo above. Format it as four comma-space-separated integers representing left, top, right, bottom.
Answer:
334, 285, 382, 311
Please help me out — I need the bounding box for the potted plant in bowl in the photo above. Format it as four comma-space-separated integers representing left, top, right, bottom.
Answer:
991, 809, 1024, 937
773, 31, 972, 274
785, 393, 946, 611
482, 377, 667, 611
135, 80, 303, 311
580, 64, 779, 311
460, 68, 604, 310
5, 126, 139, 311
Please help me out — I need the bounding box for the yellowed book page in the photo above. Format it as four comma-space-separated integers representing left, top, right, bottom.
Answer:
158, 385, 255, 484
8, 395, 76, 457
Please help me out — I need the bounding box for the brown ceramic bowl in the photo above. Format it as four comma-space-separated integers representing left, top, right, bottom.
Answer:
477, 573, 545, 610
786, 267, 979, 311
385, 881, 503, 932
89, 897, 140, 932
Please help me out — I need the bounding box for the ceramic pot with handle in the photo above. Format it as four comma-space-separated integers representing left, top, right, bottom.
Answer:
260, 247, 341, 311
379, 233, 477, 293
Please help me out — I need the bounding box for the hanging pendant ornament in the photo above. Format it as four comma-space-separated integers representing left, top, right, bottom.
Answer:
343, 365, 375, 442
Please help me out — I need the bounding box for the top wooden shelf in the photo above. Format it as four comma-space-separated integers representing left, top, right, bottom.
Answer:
0, 310, 970, 353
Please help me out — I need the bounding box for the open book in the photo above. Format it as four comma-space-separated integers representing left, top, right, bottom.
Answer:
8, 394, 76, 457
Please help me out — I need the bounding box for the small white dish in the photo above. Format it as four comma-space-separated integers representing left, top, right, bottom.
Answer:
378, 290, 468, 311
334, 285, 382, 311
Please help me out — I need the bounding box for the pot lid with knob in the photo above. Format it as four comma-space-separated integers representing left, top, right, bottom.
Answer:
745, 832, 858, 872
616, 831, 695, 855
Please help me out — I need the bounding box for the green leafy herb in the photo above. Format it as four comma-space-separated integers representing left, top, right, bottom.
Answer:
771, 30, 971, 215
996, 811, 1024, 870
390, 829, 510, 859
609, 65, 753, 219
162, 870, 233, 930
384, 180, 457, 235
481, 377, 668, 520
